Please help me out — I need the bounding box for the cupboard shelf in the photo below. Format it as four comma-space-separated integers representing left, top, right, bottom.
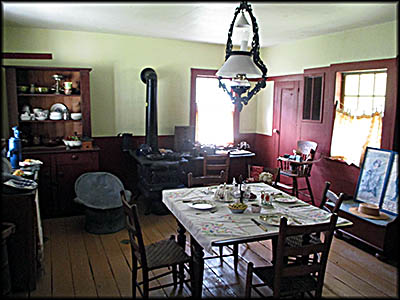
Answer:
20, 120, 82, 123
18, 93, 81, 97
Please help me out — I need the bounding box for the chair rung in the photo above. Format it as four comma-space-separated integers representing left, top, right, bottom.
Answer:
204, 253, 234, 260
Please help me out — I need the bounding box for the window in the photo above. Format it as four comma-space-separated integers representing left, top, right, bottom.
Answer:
303, 74, 323, 121
190, 69, 238, 147
330, 69, 387, 166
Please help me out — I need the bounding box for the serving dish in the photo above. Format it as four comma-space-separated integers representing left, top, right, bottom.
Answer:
228, 203, 248, 214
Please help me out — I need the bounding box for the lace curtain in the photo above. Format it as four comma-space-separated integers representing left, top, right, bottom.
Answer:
330, 109, 382, 166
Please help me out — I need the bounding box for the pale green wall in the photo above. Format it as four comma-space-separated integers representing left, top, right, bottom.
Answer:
257, 21, 397, 136
3, 26, 260, 138
2, 21, 397, 139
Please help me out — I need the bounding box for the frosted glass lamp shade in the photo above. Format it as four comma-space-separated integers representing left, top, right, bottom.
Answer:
216, 51, 262, 79
236, 12, 250, 28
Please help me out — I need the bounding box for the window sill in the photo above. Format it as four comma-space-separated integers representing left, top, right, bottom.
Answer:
323, 156, 360, 168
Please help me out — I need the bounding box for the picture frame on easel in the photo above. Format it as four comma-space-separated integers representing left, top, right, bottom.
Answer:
354, 147, 398, 216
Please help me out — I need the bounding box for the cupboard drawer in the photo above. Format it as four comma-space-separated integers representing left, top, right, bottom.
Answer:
54, 151, 99, 165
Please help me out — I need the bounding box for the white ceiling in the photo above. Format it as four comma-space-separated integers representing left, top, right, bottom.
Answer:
2, 2, 398, 47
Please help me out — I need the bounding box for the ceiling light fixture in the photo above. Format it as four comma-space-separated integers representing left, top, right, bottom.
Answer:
216, 1, 267, 112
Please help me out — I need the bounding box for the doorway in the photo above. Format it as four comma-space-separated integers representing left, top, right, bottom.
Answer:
272, 79, 301, 168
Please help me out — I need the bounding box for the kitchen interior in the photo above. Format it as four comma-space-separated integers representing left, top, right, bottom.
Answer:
1, 2, 398, 298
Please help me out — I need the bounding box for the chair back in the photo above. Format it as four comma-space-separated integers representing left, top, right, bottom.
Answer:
75, 172, 129, 209
120, 191, 148, 270
273, 213, 338, 298
319, 182, 345, 214
187, 171, 226, 187
297, 141, 318, 176
203, 153, 230, 182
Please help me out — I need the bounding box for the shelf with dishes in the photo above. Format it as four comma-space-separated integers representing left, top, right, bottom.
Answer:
20, 120, 83, 123
17, 93, 81, 97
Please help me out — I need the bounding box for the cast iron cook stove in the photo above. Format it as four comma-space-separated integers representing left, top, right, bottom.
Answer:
130, 68, 187, 215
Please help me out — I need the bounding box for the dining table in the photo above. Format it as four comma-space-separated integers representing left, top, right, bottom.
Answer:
162, 182, 352, 298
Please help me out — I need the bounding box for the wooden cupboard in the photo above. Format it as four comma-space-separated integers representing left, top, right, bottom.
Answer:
3, 65, 99, 218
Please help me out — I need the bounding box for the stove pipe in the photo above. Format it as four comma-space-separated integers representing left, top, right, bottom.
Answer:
140, 68, 158, 153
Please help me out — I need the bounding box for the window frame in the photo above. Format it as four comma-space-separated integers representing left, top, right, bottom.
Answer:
302, 72, 325, 123
339, 70, 387, 116
327, 58, 398, 156
190, 68, 240, 145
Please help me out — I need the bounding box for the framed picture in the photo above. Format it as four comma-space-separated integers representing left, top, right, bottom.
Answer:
354, 147, 398, 216
381, 152, 398, 215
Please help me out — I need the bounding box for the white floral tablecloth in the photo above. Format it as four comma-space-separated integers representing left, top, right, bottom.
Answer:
162, 183, 351, 253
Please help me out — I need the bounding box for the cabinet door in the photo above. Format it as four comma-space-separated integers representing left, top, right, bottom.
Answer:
54, 151, 99, 216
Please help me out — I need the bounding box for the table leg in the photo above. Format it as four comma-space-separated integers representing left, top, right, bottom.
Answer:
190, 235, 204, 298
176, 219, 186, 249
176, 220, 187, 286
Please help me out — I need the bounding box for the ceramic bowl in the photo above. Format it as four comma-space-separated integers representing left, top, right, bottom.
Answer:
228, 203, 248, 214
251, 204, 261, 213
35, 87, 49, 93
63, 139, 82, 148
35, 116, 47, 121
70, 113, 82, 120
50, 111, 62, 120
17, 86, 29, 93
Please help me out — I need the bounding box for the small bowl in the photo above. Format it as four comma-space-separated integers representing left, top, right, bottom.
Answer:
35, 87, 49, 93
50, 111, 62, 120
251, 204, 261, 213
35, 116, 47, 121
70, 113, 82, 120
17, 86, 29, 93
63, 139, 82, 148
228, 203, 248, 214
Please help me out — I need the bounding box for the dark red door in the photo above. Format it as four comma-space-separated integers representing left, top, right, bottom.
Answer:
273, 80, 300, 167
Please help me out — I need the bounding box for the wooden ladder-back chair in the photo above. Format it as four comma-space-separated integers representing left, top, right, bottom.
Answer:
319, 181, 346, 214
187, 170, 226, 188
286, 181, 345, 251
245, 213, 338, 298
203, 153, 230, 183
186, 170, 240, 270
276, 140, 319, 206
120, 191, 192, 298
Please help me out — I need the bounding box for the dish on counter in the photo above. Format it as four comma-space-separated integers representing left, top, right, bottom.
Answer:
63, 139, 82, 148
187, 200, 216, 210
19, 159, 43, 167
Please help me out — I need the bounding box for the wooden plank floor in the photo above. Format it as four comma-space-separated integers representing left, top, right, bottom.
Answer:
12, 203, 398, 298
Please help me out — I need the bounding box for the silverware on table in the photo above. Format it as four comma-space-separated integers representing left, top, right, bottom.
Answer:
288, 204, 309, 208
251, 218, 268, 232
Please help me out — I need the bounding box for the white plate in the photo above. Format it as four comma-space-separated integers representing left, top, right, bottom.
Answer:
259, 214, 302, 226
273, 197, 297, 203
187, 200, 216, 210
50, 103, 68, 113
